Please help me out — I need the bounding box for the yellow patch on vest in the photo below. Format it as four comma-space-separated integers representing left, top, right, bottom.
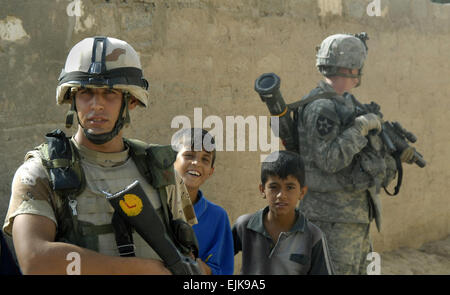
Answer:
119, 194, 143, 216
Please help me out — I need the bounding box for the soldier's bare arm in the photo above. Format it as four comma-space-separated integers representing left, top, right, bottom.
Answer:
12, 214, 171, 275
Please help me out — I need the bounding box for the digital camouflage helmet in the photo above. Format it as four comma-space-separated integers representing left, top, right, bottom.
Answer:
56, 36, 149, 144
316, 32, 369, 83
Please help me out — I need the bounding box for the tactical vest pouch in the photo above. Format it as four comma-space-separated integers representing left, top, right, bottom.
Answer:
40, 129, 83, 193
124, 139, 177, 188
348, 159, 374, 191
170, 218, 199, 257
146, 145, 177, 188
359, 149, 386, 183
56, 213, 100, 252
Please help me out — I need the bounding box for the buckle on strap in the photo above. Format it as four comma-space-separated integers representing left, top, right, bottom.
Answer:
117, 243, 136, 257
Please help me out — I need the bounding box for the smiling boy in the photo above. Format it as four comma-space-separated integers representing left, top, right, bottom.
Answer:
232, 151, 334, 275
173, 128, 234, 275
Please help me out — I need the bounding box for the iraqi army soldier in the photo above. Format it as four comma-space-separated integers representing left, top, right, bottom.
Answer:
2, 37, 198, 274
296, 33, 414, 274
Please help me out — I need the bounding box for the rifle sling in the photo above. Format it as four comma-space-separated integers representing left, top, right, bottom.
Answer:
287, 91, 336, 111
384, 154, 402, 196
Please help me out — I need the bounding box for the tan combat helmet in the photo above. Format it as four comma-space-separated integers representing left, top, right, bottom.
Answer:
56, 36, 149, 144
316, 32, 369, 83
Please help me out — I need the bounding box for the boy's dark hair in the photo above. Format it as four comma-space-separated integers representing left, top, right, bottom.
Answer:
261, 151, 306, 187
171, 128, 216, 167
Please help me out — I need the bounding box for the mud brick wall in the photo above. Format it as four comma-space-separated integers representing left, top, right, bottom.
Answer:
1, 0, 449, 264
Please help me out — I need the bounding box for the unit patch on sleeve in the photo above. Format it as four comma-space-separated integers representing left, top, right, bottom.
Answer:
316, 115, 335, 136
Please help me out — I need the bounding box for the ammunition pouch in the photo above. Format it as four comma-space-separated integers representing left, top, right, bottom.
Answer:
171, 219, 199, 257
39, 129, 85, 196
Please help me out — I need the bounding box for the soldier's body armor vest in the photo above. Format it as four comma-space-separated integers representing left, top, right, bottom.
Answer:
32, 129, 187, 257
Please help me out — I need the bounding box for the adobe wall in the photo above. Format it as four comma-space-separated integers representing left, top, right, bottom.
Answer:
1, 0, 448, 260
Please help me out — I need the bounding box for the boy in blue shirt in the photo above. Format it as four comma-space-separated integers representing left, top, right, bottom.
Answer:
173, 128, 234, 275
232, 151, 334, 275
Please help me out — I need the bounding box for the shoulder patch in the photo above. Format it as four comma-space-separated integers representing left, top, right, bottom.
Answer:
316, 115, 335, 136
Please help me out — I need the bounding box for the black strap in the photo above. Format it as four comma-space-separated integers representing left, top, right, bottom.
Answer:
58, 67, 149, 89
287, 91, 336, 111
383, 154, 403, 196
111, 212, 136, 257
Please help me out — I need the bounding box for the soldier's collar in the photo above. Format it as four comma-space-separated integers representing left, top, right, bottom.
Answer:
70, 137, 130, 167
318, 80, 346, 104
318, 80, 336, 93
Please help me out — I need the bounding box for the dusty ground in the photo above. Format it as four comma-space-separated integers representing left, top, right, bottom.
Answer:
381, 235, 450, 275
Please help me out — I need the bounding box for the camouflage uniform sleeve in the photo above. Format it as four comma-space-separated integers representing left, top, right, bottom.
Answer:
166, 168, 198, 226
2, 153, 57, 236
303, 99, 369, 173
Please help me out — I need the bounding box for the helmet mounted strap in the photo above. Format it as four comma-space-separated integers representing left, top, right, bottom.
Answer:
65, 87, 78, 129
82, 92, 130, 145
88, 37, 108, 75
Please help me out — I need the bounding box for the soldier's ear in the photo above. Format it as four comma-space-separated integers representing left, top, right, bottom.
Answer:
128, 96, 139, 110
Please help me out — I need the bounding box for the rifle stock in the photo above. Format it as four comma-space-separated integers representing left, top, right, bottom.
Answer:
105, 180, 203, 275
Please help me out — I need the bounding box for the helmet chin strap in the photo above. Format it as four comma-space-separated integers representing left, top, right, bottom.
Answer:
66, 90, 131, 145
84, 93, 130, 145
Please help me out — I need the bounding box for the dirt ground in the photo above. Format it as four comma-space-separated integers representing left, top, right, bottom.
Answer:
380, 235, 450, 275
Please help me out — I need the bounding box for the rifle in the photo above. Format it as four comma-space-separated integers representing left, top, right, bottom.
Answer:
353, 101, 426, 168
104, 180, 203, 275
255, 72, 426, 195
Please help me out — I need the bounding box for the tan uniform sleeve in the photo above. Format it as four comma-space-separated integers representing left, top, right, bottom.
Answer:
2, 154, 58, 236
166, 169, 198, 226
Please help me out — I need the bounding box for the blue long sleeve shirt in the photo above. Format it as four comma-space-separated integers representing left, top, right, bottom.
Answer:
192, 190, 234, 275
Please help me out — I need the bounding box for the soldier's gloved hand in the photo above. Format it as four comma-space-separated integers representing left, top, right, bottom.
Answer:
400, 146, 415, 164
354, 113, 382, 136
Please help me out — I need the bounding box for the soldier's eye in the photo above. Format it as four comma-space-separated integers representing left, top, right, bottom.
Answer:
105, 89, 117, 94
78, 89, 91, 95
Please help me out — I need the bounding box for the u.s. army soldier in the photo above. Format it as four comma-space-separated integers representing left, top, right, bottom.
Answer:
296, 33, 414, 274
